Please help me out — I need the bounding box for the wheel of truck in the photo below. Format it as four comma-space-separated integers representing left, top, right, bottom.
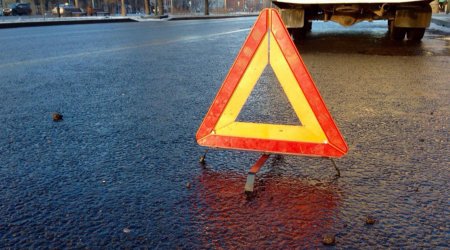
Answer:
288, 28, 305, 41
406, 28, 425, 41
304, 21, 312, 32
288, 23, 311, 41
389, 20, 406, 41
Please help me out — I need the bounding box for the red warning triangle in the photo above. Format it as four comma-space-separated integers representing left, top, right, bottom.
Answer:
196, 8, 348, 157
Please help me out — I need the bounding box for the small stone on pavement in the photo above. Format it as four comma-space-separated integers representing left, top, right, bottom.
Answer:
322, 234, 336, 245
52, 112, 63, 122
366, 216, 377, 225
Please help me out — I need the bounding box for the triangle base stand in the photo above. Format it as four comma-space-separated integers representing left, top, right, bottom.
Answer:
199, 152, 341, 197
244, 154, 270, 196
243, 155, 341, 198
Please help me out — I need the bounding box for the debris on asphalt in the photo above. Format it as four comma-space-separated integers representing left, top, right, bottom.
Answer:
322, 234, 336, 246
366, 216, 377, 225
186, 182, 191, 189
123, 228, 131, 233
52, 112, 63, 122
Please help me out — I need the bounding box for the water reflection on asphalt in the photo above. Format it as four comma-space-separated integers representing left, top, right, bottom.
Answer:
192, 165, 341, 248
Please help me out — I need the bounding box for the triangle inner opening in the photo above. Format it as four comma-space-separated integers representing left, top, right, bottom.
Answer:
236, 65, 302, 126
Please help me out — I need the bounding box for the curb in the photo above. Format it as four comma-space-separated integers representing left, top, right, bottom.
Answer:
168, 14, 258, 21
0, 18, 137, 29
138, 14, 169, 20
0, 14, 256, 28
431, 17, 450, 27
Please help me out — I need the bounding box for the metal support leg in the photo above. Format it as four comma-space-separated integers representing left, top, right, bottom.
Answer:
244, 154, 270, 194
199, 150, 208, 165
330, 158, 340, 177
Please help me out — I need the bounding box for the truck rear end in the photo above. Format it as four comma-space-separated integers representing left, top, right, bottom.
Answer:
272, 0, 433, 41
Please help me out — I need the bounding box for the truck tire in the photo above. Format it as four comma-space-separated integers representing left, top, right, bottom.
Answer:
406, 28, 425, 41
288, 21, 311, 41
288, 28, 300, 40
304, 21, 312, 32
389, 20, 406, 41
288, 27, 306, 41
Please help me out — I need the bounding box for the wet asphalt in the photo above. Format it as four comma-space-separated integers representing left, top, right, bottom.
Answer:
0, 18, 449, 248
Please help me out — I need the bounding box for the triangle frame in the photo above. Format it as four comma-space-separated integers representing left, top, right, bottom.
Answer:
196, 9, 348, 157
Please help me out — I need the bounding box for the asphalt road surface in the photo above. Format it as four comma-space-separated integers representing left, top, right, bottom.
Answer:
0, 18, 449, 248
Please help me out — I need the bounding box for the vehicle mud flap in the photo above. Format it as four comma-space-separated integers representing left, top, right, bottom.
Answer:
394, 5, 432, 28
280, 8, 305, 28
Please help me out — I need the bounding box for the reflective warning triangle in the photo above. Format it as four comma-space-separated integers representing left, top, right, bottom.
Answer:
196, 8, 348, 157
